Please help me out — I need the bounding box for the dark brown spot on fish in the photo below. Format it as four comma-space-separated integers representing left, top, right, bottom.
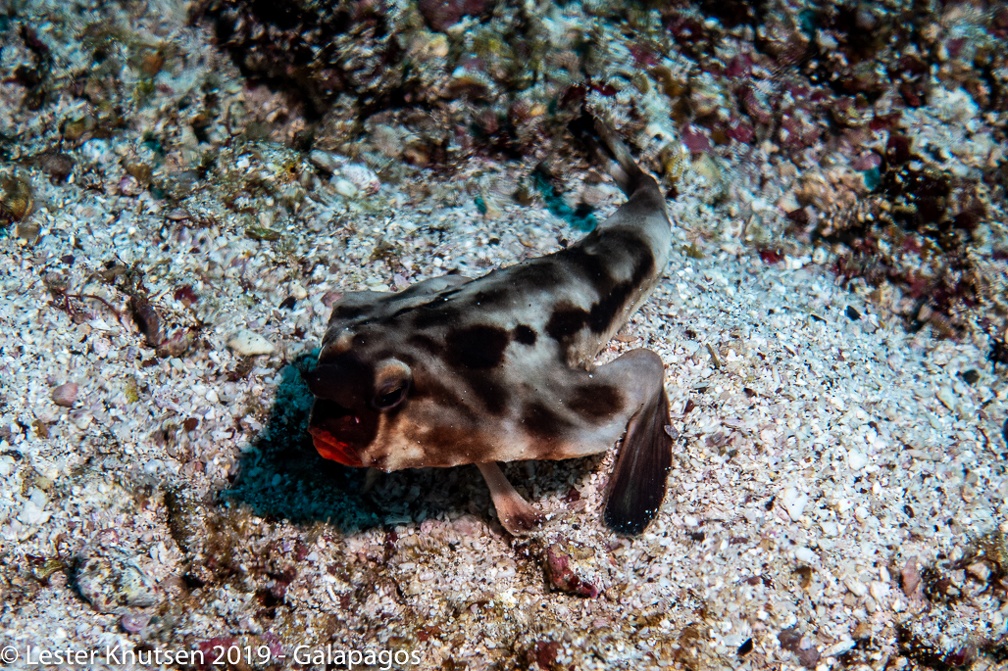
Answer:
445, 325, 511, 369
545, 305, 589, 342
561, 244, 615, 294
522, 401, 570, 438
588, 282, 631, 332
586, 245, 656, 333
508, 259, 570, 290
461, 369, 509, 415
408, 333, 441, 353
567, 383, 622, 420
474, 287, 511, 307
513, 324, 537, 345
412, 304, 461, 329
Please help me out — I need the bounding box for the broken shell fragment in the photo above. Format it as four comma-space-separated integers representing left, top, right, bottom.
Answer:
227, 329, 275, 356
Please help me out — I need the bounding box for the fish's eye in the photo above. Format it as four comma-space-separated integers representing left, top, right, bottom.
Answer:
373, 380, 409, 410
372, 358, 412, 410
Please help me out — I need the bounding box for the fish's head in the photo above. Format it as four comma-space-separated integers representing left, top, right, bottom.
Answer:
304, 331, 413, 468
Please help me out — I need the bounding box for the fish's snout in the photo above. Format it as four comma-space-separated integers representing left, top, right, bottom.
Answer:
308, 399, 365, 467
307, 394, 379, 469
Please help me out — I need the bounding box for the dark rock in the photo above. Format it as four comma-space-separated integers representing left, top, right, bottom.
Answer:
418, 0, 494, 32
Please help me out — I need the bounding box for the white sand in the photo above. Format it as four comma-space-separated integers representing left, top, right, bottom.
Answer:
1, 1, 1006, 669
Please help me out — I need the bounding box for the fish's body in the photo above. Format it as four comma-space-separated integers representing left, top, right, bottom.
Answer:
307, 119, 674, 534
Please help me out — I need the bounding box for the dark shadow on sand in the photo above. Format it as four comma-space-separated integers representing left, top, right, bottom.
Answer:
224, 350, 602, 534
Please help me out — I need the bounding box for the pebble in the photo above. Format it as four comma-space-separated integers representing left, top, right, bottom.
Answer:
51, 382, 78, 407
333, 178, 360, 199
845, 577, 868, 598
825, 640, 856, 657
75, 549, 158, 613
935, 386, 956, 411
965, 562, 990, 582
901, 557, 922, 600
870, 580, 890, 600
227, 330, 275, 356
120, 612, 151, 634
781, 486, 808, 521
339, 162, 381, 195
308, 149, 342, 174
70, 409, 93, 430
847, 449, 868, 471
19, 488, 50, 526
544, 544, 599, 598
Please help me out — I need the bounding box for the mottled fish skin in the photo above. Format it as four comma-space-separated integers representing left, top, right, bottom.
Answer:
307, 118, 674, 535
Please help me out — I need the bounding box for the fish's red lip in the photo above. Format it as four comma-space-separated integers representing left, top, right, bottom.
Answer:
309, 425, 364, 467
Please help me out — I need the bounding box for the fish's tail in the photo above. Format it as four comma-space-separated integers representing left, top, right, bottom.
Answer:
569, 108, 649, 197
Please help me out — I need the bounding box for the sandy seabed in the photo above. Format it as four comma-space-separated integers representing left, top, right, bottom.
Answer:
1, 0, 1007, 669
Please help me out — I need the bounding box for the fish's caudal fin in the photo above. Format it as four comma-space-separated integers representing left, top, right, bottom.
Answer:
600, 349, 674, 535
569, 108, 650, 197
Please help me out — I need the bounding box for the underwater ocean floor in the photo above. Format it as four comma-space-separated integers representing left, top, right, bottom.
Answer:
1, 0, 1007, 669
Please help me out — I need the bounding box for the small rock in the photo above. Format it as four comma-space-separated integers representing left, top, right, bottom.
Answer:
795, 546, 817, 564
339, 162, 380, 195
778, 627, 802, 651
70, 409, 93, 430
19, 488, 50, 526
825, 640, 856, 657
308, 149, 342, 174
51, 382, 78, 407
781, 486, 808, 521
75, 548, 158, 613
845, 305, 861, 320
35, 151, 75, 182
959, 369, 979, 385
901, 556, 923, 601
845, 577, 868, 598
120, 612, 151, 634
227, 330, 275, 356
869, 580, 890, 600
544, 544, 599, 598
333, 178, 359, 199
419, 0, 492, 31
935, 386, 956, 411
965, 561, 990, 582
796, 645, 820, 668
0, 455, 14, 477
847, 449, 868, 471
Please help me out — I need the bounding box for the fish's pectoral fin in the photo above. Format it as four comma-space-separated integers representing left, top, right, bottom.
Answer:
599, 349, 673, 535
476, 462, 545, 536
